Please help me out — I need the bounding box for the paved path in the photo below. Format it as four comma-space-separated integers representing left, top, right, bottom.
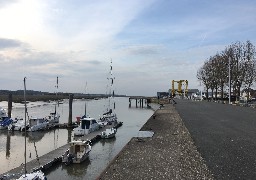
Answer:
98, 104, 213, 180
174, 99, 256, 180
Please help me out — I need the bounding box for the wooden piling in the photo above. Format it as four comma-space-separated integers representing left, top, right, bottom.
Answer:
68, 94, 74, 127
6, 133, 10, 157
129, 97, 152, 108
8, 93, 12, 118
68, 129, 72, 143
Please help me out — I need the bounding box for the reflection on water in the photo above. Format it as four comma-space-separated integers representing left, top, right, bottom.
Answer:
0, 97, 154, 179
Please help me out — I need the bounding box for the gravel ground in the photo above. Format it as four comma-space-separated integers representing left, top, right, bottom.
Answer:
97, 104, 213, 180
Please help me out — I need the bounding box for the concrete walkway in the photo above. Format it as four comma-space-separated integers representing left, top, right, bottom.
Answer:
98, 104, 213, 179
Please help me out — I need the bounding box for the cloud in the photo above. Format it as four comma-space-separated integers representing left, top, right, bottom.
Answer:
0, 0, 17, 9
0, 0, 157, 52
0, 38, 22, 49
120, 44, 164, 56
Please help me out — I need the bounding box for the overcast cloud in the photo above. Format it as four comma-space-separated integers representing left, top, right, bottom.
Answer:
0, 0, 256, 96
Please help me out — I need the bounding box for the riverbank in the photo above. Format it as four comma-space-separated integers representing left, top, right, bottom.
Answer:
98, 104, 213, 179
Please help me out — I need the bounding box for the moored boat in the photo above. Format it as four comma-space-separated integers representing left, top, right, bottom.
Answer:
17, 170, 46, 180
46, 111, 60, 128
98, 60, 118, 126
0, 107, 13, 129
73, 117, 100, 136
98, 109, 117, 126
46, 76, 60, 128
62, 140, 91, 165
8, 118, 27, 131
101, 128, 117, 139
21, 117, 48, 132
0, 117, 13, 129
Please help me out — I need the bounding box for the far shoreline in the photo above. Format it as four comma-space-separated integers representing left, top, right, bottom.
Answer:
0, 94, 127, 103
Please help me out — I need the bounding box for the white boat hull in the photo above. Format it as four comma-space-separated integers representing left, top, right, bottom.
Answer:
73, 129, 89, 136
18, 170, 45, 180
62, 140, 91, 165
101, 128, 116, 139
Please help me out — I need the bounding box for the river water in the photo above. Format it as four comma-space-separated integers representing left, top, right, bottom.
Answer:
0, 97, 154, 179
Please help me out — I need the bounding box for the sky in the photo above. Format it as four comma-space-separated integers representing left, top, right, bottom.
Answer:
0, 0, 256, 96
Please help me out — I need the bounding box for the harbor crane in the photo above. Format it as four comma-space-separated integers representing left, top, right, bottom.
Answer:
171, 80, 188, 97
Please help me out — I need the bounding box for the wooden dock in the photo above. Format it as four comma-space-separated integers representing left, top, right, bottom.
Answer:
128, 96, 152, 108
0, 122, 123, 179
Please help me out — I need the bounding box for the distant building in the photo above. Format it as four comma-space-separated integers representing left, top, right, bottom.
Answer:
157, 92, 169, 98
187, 89, 200, 97
157, 89, 200, 99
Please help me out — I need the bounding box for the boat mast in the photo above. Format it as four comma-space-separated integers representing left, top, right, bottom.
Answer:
23, 77, 27, 177
55, 76, 58, 110
110, 60, 115, 109
85, 82, 87, 116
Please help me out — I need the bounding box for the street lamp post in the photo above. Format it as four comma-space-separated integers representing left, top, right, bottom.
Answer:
228, 57, 231, 104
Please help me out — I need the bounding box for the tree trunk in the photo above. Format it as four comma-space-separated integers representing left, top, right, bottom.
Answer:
215, 87, 218, 100
206, 88, 209, 100
221, 83, 224, 100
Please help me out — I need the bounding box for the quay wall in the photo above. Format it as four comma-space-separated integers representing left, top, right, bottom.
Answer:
98, 104, 213, 179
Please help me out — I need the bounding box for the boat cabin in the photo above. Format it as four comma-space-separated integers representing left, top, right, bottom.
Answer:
29, 118, 46, 127
73, 117, 100, 136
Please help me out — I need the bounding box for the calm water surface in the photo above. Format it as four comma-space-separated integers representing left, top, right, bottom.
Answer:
0, 97, 154, 179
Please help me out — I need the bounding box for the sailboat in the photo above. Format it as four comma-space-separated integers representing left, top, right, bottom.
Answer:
46, 76, 60, 128
73, 82, 100, 136
98, 60, 118, 126
18, 77, 46, 180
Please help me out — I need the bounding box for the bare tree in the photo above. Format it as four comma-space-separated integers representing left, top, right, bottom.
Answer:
196, 40, 256, 102
243, 40, 256, 99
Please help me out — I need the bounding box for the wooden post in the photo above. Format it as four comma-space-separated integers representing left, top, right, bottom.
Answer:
142, 98, 144, 108
8, 93, 12, 118
68, 129, 72, 143
6, 133, 10, 157
129, 98, 131, 108
68, 94, 74, 127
